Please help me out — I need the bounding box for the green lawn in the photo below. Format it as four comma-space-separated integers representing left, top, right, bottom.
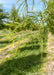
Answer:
0, 30, 47, 75
0, 30, 38, 49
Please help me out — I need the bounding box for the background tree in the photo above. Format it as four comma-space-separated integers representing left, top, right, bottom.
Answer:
10, 5, 18, 23
45, 0, 54, 33
0, 4, 7, 29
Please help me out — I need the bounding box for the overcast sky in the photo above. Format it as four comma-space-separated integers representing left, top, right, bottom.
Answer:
0, 0, 43, 12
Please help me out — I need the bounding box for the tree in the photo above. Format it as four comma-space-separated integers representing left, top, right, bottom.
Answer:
10, 5, 18, 23
45, 0, 54, 33
0, 4, 5, 23
17, 0, 35, 16
0, 4, 7, 29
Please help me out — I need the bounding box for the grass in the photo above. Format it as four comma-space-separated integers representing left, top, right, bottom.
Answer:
0, 30, 38, 50
0, 40, 12, 48
0, 30, 12, 48
0, 54, 47, 75
0, 36, 5, 39
0, 30, 31, 49
0, 30, 47, 75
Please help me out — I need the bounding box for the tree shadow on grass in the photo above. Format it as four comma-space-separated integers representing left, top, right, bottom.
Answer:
0, 53, 47, 75
0, 36, 4, 39
0, 40, 12, 44
19, 44, 40, 51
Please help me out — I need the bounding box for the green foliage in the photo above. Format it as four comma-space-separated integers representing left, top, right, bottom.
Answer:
40, 0, 47, 8
17, 0, 35, 16
10, 5, 18, 23
39, 25, 48, 43
0, 0, 53, 74
38, 25, 48, 59
3, 0, 48, 60
0, 4, 8, 29
4, 16, 39, 31
46, 0, 54, 34
47, 14, 54, 34
0, 30, 47, 75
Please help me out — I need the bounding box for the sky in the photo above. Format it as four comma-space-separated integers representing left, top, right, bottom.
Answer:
0, 0, 43, 12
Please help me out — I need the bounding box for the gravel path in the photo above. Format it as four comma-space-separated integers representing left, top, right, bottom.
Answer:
45, 33, 54, 74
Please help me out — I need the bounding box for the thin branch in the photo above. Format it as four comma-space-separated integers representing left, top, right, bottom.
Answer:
37, 12, 54, 25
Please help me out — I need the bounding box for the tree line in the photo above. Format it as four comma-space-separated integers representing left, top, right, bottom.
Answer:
0, 0, 54, 33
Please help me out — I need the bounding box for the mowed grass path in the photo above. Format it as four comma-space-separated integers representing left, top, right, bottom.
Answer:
0, 30, 47, 75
